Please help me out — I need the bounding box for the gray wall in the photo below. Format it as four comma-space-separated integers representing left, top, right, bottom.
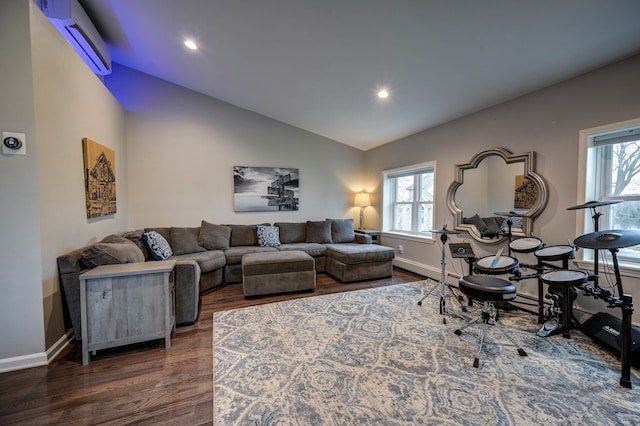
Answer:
0, 0, 127, 370
0, 0, 44, 367
365, 54, 640, 324
105, 64, 365, 229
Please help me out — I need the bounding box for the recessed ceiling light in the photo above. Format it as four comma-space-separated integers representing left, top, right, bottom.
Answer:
184, 40, 198, 50
377, 89, 389, 99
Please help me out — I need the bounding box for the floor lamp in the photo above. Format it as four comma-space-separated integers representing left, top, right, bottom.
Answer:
355, 192, 371, 229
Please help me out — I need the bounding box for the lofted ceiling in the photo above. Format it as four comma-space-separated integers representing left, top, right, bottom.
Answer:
81, 0, 640, 151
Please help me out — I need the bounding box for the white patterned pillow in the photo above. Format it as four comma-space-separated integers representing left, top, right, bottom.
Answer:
257, 225, 281, 247
142, 231, 173, 260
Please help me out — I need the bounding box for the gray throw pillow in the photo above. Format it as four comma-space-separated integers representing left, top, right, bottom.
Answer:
482, 217, 500, 236
229, 224, 267, 246
328, 218, 355, 243
257, 225, 281, 247
306, 220, 333, 243
120, 229, 150, 261
274, 222, 306, 244
81, 242, 145, 268
463, 214, 488, 233
198, 221, 231, 250
142, 231, 173, 260
170, 227, 206, 255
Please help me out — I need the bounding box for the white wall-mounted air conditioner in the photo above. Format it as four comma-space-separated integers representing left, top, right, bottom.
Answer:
41, 0, 112, 75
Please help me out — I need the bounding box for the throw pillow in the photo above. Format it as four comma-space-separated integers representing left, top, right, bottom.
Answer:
463, 214, 488, 233
100, 234, 133, 245
482, 217, 501, 236
228, 224, 259, 246
257, 225, 281, 247
274, 222, 307, 244
142, 231, 173, 260
81, 242, 145, 268
328, 218, 355, 243
306, 220, 333, 243
120, 229, 150, 261
198, 221, 231, 250
170, 227, 206, 255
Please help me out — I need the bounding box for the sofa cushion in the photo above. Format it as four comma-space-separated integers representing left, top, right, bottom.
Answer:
274, 222, 306, 244
328, 218, 355, 243
229, 224, 266, 247
170, 227, 206, 255
173, 250, 226, 273
306, 220, 333, 243
257, 225, 281, 247
277, 242, 327, 257
81, 242, 145, 268
198, 221, 231, 250
143, 231, 173, 260
223, 246, 278, 265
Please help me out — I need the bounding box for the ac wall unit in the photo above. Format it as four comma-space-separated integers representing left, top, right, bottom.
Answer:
41, 0, 112, 75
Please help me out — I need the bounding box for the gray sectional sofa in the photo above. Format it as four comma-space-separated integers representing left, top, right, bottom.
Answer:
57, 219, 395, 341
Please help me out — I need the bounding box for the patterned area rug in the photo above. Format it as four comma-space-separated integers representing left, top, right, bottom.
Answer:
213, 282, 640, 425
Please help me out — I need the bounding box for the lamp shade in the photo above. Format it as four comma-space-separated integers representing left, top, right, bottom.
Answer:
354, 192, 371, 207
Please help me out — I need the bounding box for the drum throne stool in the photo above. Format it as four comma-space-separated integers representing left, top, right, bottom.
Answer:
454, 275, 528, 368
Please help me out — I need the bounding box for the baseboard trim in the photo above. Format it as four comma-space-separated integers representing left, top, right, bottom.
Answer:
0, 330, 74, 373
393, 258, 448, 282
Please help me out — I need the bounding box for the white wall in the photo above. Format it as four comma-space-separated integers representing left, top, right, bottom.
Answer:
105, 65, 365, 228
365, 54, 640, 325
0, 0, 128, 371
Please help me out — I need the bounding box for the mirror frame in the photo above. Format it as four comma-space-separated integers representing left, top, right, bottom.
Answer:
446, 147, 548, 243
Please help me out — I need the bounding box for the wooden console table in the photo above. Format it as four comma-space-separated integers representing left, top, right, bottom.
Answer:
79, 260, 176, 365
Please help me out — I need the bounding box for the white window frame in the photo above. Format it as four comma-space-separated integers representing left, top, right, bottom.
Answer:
577, 117, 640, 268
382, 161, 436, 239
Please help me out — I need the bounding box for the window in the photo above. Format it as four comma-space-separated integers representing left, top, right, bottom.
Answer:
382, 162, 435, 237
582, 121, 640, 262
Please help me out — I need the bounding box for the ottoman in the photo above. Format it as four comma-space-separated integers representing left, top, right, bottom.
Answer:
325, 243, 395, 283
242, 250, 316, 297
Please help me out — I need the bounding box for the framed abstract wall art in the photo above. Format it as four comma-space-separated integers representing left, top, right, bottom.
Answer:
233, 166, 299, 212
82, 138, 116, 218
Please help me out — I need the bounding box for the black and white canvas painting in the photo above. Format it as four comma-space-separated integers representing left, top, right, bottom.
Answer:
233, 166, 299, 212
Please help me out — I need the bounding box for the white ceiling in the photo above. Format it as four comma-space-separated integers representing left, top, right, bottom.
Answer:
81, 0, 640, 151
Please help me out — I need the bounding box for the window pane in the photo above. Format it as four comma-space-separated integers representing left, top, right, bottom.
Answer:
609, 201, 640, 230
396, 176, 414, 202
394, 204, 412, 231
418, 203, 433, 232
420, 173, 434, 201
612, 141, 640, 196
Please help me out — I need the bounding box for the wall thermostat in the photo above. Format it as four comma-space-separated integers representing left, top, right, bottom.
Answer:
2, 132, 26, 155
4, 136, 23, 150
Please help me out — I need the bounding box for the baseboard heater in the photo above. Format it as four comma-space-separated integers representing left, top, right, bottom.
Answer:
581, 312, 640, 368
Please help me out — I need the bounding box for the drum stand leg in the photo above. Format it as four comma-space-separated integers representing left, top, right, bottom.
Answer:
455, 301, 527, 368
417, 233, 468, 324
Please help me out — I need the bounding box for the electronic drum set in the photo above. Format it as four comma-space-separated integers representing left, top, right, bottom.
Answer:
420, 200, 639, 389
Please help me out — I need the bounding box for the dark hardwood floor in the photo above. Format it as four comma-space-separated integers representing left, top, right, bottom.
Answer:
0, 267, 425, 425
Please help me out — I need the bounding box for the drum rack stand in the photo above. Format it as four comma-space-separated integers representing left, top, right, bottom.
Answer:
417, 230, 468, 324
511, 256, 582, 338
581, 247, 634, 389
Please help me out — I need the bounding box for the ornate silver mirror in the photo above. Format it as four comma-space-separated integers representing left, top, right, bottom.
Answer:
446, 147, 548, 243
